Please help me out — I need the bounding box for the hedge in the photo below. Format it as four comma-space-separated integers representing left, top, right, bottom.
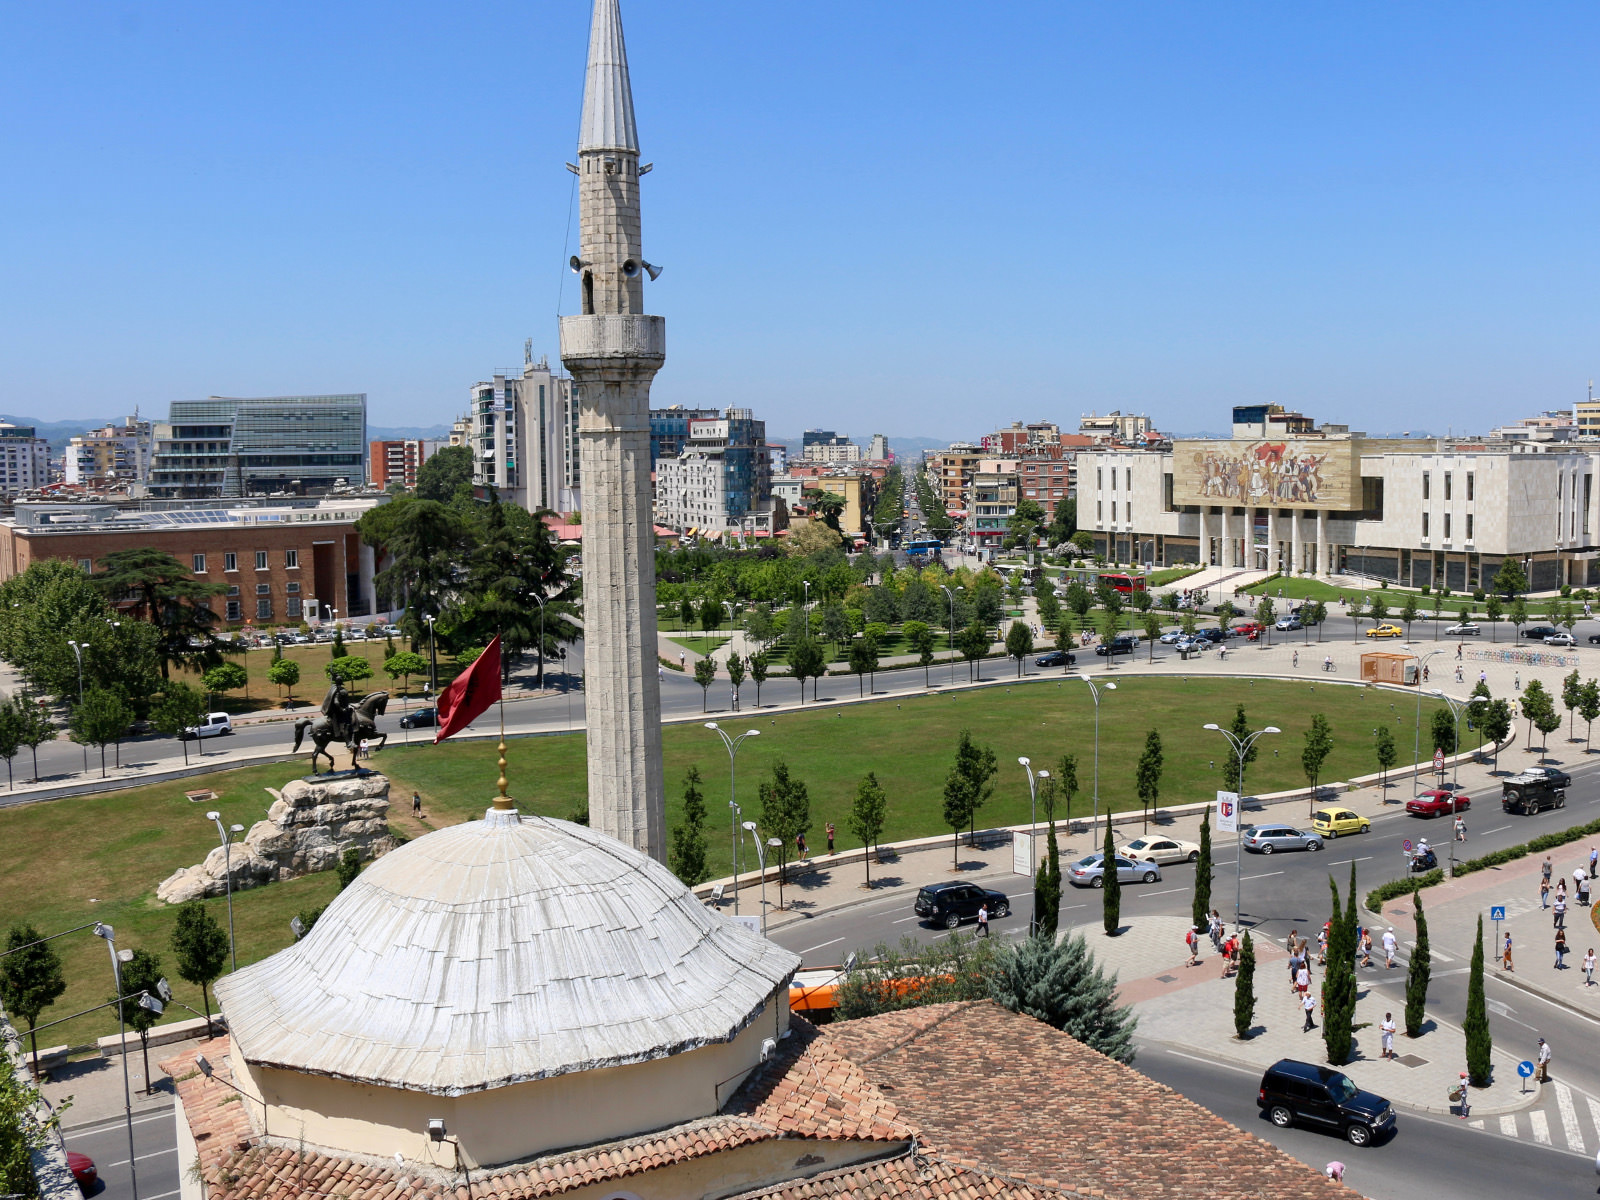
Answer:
1366, 814, 1600, 912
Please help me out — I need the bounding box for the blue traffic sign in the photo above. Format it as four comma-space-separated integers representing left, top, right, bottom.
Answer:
1403, 839, 1413, 853
1491, 906, 1507, 922
1518, 1060, 1536, 1078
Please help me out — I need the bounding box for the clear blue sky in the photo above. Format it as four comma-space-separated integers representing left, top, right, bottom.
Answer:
3, 2, 1597, 440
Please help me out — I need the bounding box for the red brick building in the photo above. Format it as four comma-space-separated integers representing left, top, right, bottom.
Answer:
369, 439, 430, 490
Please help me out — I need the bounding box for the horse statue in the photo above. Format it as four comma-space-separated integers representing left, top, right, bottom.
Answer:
292, 688, 390, 773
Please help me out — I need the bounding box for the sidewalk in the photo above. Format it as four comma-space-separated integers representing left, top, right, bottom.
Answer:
39, 1034, 217, 1130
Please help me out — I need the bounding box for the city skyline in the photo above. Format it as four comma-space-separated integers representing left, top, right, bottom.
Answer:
4, 2, 1599, 437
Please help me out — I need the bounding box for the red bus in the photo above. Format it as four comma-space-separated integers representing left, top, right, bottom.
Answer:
1097, 573, 1147, 595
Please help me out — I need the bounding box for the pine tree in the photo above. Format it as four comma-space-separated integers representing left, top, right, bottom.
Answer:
1464, 914, 1493, 1085
1233, 931, 1256, 1039
1321, 868, 1359, 1065
1404, 890, 1430, 1038
988, 930, 1137, 1062
1101, 822, 1121, 936
1192, 808, 1213, 931
670, 766, 710, 887
1033, 779, 1061, 941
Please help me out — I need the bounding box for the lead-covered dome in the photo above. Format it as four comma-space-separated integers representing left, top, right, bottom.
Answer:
215, 807, 799, 1096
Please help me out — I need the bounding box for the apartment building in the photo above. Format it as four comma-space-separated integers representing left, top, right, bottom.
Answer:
926, 443, 982, 513
468, 356, 580, 513
63, 415, 154, 489
650, 406, 721, 468
1079, 411, 1151, 443
0, 424, 58, 497
801, 429, 861, 463
369, 440, 430, 491
654, 409, 773, 535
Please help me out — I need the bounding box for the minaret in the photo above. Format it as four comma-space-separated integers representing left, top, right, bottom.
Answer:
560, 0, 668, 861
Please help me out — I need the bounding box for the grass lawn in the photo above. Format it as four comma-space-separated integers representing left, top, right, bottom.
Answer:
1148, 566, 1205, 588
0, 676, 1444, 1050
665, 635, 731, 657
173, 640, 450, 711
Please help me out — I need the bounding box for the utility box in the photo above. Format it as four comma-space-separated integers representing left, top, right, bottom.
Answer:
1360, 651, 1415, 685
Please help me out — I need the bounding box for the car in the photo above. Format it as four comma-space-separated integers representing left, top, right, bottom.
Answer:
1234, 622, 1264, 638
1445, 622, 1480, 636
1095, 637, 1136, 657
1159, 630, 1186, 644
1257, 1058, 1396, 1147
1174, 636, 1209, 653
1590, 633, 1600, 645
1118, 836, 1200, 865
1196, 628, 1227, 643
1365, 623, 1404, 638
1518, 765, 1572, 788
66, 1151, 97, 1193
1241, 825, 1323, 854
181, 712, 233, 740
1066, 852, 1162, 887
1274, 616, 1303, 631
1521, 625, 1560, 641
1311, 808, 1371, 838
1544, 632, 1576, 647
1502, 774, 1565, 815
1406, 789, 1471, 818
913, 881, 1011, 928
1034, 650, 1076, 667
398, 706, 437, 729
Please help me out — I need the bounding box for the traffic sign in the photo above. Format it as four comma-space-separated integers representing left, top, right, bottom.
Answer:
1518, 1060, 1535, 1078
1490, 906, 1506, 922
1403, 839, 1413, 853
1434, 749, 1445, 771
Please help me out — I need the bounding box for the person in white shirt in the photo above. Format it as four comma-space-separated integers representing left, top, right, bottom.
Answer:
1586, 950, 1596, 988
1382, 928, 1399, 969
1537, 1037, 1552, 1083
1380, 1012, 1397, 1060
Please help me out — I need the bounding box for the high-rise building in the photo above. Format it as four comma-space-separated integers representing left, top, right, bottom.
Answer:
0, 424, 51, 497
867, 433, 891, 461
649, 405, 720, 468
654, 408, 772, 534
369, 439, 431, 491
558, 0, 668, 862
149, 394, 367, 498
469, 355, 581, 513
63, 415, 153, 489
801, 429, 861, 462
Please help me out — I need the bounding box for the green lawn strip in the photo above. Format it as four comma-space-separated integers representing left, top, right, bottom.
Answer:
1, 677, 1445, 1048
664, 635, 731, 657
172, 641, 456, 710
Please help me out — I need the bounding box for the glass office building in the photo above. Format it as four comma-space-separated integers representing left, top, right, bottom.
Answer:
150, 395, 367, 498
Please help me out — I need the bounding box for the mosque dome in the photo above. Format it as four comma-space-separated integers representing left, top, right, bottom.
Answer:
215, 807, 799, 1097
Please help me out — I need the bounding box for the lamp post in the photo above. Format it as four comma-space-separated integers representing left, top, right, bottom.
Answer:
527, 592, 548, 690
424, 614, 438, 696
1203, 721, 1280, 933
1411, 649, 1443, 797
93, 922, 140, 1200
707, 722, 760, 915
1077, 675, 1116, 844
941, 584, 964, 683
1431, 689, 1468, 874
205, 812, 245, 972
740, 822, 784, 935
66, 639, 88, 771
1017, 758, 1051, 877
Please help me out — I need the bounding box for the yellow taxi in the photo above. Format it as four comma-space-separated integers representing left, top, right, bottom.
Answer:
1311, 808, 1371, 838
1364, 623, 1404, 639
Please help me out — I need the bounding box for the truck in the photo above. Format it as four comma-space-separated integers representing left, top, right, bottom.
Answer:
1501, 773, 1566, 815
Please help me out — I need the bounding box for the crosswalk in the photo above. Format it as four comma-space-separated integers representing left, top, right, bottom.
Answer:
1468, 1081, 1600, 1155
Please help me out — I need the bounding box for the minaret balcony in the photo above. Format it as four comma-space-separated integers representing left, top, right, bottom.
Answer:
560, 313, 665, 364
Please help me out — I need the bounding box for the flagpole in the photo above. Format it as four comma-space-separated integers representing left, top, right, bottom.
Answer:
494, 632, 512, 812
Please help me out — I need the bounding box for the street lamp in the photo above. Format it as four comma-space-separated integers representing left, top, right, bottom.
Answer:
940, 584, 964, 683
93, 922, 140, 1200
527, 592, 548, 690
424, 614, 438, 695
1412, 649, 1443, 797
66, 639, 88, 771
1203, 721, 1280, 933
1077, 675, 1116, 844
1017, 758, 1051, 877
740, 821, 784, 935
1431, 689, 1469, 874
205, 812, 246, 972
707, 722, 760, 915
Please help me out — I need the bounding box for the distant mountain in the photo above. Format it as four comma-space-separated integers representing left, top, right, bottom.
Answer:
369, 424, 451, 441
0, 414, 113, 456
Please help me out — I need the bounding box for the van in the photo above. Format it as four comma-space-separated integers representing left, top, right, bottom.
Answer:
182, 713, 233, 741
1257, 1059, 1395, 1146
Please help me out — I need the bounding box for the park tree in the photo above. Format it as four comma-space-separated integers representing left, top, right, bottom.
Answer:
1034, 777, 1061, 940
1580, 680, 1600, 751
678, 594, 696, 629
364, 499, 472, 646
1036, 586, 1061, 632
0, 924, 67, 1076
70, 687, 131, 777
1374, 723, 1397, 793
785, 635, 825, 703
1404, 890, 1431, 1038
698, 597, 726, 636
92, 547, 229, 680
1430, 589, 1445, 637
749, 650, 770, 707
1430, 708, 1458, 761
848, 772, 888, 888
759, 760, 811, 910
743, 603, 775, 649
170, 901, 229, 1033
726, 653, 746, 710
1508, 597, 1529, 641
1254, 596, 1275, 646
1466, 680, 1493, 754
1220, 704, 1258, 793
956, 620, 990, 682
1366, 593, 1389, 636
1101, 823, 1121, 936
1483, 698, 1513, 770
0, 702, 20, 790
383, 651, 426, 698
202, 661, 248, 708
12, 698, 54, 782
904, 620, 935, 686
1140, 611, 1162, 661
1307, 599, 1328, 642
942, 730, 996, 868
988, 930, 1136, 1062
1063, 581, 1094, 631
1484, 593, 1503, 641
1216, 600, 1237, 635
1135, 729, 1163, 831
1055, 619, 1076, 662
1399, 593, 1420, 639
1492, 557, 1528, 598
1563, 669, 1584, 741
819, 602, 851, 659
268, 657, 303, 707
414, 443, 472, 501
325, 654, 373, 691
669, 766, 710, 887
1233, 932, 1256, 1040
151, 682, 208, 766
114, 947, 165, 1096
848, 638, 874, 697
1192, 808, 1213, 931
1301, 714, 1334, 815
1055, 753, 1079, 830
1005, 620, 1033, 677
693, 657, 717, 711
1520, 679, 1556, 751
1464, 914, 1492, 1085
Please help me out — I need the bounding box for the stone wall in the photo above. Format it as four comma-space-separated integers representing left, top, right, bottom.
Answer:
157, 773, 395, 904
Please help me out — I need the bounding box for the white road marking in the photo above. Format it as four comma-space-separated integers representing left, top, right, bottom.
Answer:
800, 937, 844, 954
1499, 1114, 1518, 1136
66, 1110, 175, 1136
142, 1191, 181, 1200
1431, 950, 1455, 963
1587, 1096, 1600, 1142
1468, 1119, 1483, 1129
1251, 870, 1285, 878
108, 1148, 178, 1167
1530, 1109, 1552, 1145
1556, 1083, 1583, 1152
892, 916, 920, 923
1483, 825, 1513, 835
1160, 1049, 1259, 1077
1139, 887, 1186, 896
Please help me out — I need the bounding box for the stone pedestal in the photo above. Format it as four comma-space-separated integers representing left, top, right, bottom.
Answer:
157, 773, 395, 904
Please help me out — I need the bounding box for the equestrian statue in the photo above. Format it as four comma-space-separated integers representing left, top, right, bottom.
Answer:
292, 678, 389, 773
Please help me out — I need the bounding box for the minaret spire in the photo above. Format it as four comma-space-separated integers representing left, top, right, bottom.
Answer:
579, 0, 638, 154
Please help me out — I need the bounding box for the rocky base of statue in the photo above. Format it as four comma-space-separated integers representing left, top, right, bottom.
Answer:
157, 773, 395, 904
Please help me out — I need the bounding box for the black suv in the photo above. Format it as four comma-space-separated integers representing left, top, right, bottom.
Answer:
1521, 625, 1561, 641
1257, 1059, 1395, 1147
1095, 637, 1136, 657
913, 882, 1010, 929
1035, 650, 1076, 668
1502, 773, 1566, 815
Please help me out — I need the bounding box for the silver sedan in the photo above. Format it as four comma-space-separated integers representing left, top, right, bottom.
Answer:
1066, 853, 1162, 888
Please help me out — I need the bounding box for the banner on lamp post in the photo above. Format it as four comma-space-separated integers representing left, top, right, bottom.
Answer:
1216, 790, 1240, 834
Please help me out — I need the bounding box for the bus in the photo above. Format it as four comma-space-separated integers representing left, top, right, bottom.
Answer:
1097, 572, 1147, 595
905, 537, 943, 558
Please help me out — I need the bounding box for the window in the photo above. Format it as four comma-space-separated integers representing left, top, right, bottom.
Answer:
287, 598, 302, 619
1422, 472, 1430, 500
227, 585, 239, 597
1466, 513, 1474, 540
1097, 468, 1103, 490
256, 583, 271, 595
1111, 501, 1118, 522
225, 552, 238, 572
256, 599, 273, 620
1126, 501, 1132, 523
1126, 468, 1132, 490
1444, 472, 1452, 501
77, 558, 91, 572
285, 581, 299, 594
192, 553, 206, 573
1444, 513, 1451, 539
1097, 501, 1103, 521
255, 551, 268, 571
226, 600, 241, 621
1467, 473, 1474, 501
1422, 512, 1430, 538
285, 548, 298, 568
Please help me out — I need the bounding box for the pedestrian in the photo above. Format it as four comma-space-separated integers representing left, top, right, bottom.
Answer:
1454, 664, 1463, 684
1316, 926, 1328, 966
359, 737, 371, 760
679, 652, 686, 669
1185, 924, 1200, 965
1221, 934, 1237, 978
1541, 877, 1551, 909
1360, 929, 1374, 968
1581, 876, 1592, 908
1382, 927, 1398, 969
1423, 664, 1430, 682
1454, 814, 1467, 842
1210, 909, 1224, 950
1479, 669, 1488, 686
1515, 671, 1522, 691
1456, 642, 1463, 660
825, 822, 835, 854
1293, 650, 1299, 669
1455, 1072, 1471, 1119
1325, 1162, 1346, 1183
1502, 931, 1514, 972
1590, 846, 1598, 879
977, 903, 989, 938
796, 832, 808, 860
1585, 948, 1596, 987
1302, 991, 1317, 1031
1380, 1012, 1396, 1060
1555, 928, 1569, 969
1544, 855, 1554, 887
1537, 1037, 1552, 1083
1555, 893, 1568, 930
412, 791, 422, 817
1295, 964, 1311, 997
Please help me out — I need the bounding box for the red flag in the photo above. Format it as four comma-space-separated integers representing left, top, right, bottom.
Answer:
434, 635, 503, 743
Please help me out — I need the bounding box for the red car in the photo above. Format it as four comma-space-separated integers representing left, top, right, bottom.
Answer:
1406, 790, 1471, 818
67, 1151, 97, 1193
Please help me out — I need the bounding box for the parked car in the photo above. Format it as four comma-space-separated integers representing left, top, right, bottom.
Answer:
1196, 628, 1227, 643
1095, 637, 1137, 657
1521, 625, 1560, 641
1118, 836, 1200, 864
181, 713, 233, 740
1242, 825, 1324, 854
1406, 789, 1471, 818
1257, 1059, 1395, 1147
1159, 630, 1186, 644
1066, 853, 1162, 887
66, 1151, 97, 1193
1310, 808, 1371, 839
1502, 774, 1565, 815
1175, 636, 1209, 654
1544, 632, 1576, 647
1589, 633, 1600, 645
398, 706, 437, 729
1035, 650, 1076, 667
1274, 616, 1303, 631
1234, 622, 1264, 639
1365, 623, 1404, 639
913, 881, 1011, 928
1445, 622, 1481, 636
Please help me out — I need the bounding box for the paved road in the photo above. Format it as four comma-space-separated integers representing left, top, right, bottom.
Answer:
65, 1105, 181, 1200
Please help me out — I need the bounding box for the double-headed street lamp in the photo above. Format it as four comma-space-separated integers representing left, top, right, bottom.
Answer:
205, 811, 246, 971
1077, 675, 1116, 844
1412, 649, 1444, 797
707, 722, 760, 914
66, 639, 88, 771
740, 821, 785, 934
1017, 758, 1051, 877
527, 592, 548, 690
424, 613, 438, 695
940, 584, 964, 683
93, 922, 141, 1200
1203, 721, 1280, 933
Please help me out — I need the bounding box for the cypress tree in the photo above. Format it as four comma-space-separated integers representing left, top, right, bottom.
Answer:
1464, 914, 1493, 1085
1321, 870, 1359, 1065
1101, 822, 1121, 936
1404, 890, 1431, 1038
670, 766, 711, 887
1233, 932, 1256, 1039
1033, 781, 1061, 942
1192, 809, 1213, 931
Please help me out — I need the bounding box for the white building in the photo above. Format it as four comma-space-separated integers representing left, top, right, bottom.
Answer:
469, 355, 580, 513
655, 409, 774, 535
0, 424, 52, 496
63, 415, 154, 488
867, 433, 890, 460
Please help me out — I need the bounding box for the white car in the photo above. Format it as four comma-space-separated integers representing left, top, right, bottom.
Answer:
1545, 633, 1576, 647
1445, 622, 1480, 636
1118, 836, 1201, 865
1175, 636, 1209, 653
182, 713, 233, 740
1159, 630, 1185, 644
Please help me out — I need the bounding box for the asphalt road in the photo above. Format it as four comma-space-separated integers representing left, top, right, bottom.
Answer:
65, 1105, 181, 1200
